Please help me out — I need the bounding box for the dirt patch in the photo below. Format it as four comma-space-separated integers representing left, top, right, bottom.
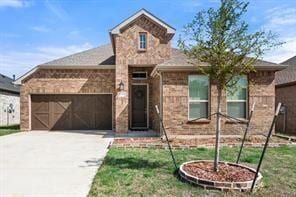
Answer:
183, 161, 255, 182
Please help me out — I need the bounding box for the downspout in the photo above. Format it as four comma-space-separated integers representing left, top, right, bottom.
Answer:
155, 71, 163, 137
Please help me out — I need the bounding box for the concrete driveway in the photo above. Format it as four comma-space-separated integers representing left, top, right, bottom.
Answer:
0, 131, 113, 197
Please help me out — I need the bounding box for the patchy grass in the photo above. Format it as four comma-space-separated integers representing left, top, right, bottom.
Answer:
89, 146, 296, 197
0, 124, 20, 136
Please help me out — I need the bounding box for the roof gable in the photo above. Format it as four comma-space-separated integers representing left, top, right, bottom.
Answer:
276, 55, 296, 86
109, 9, 175, 35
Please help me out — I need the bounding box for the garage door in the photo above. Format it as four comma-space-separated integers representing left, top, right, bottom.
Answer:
31, 94, 112, 130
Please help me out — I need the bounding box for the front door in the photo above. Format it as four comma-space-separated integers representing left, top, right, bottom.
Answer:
131, 84, 148, 129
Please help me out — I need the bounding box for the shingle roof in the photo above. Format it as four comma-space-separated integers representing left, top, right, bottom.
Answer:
40, 44, 115, 66
282, 56, 296, 65
158, 48, 285, 70
275, 56, 296, 86
0, 74, 20, 93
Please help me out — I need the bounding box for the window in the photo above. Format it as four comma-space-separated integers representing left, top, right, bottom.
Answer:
139, 32, 147, 50
188, 75, 209, 120
132, 72, 147, 79
227, 76, 248, 119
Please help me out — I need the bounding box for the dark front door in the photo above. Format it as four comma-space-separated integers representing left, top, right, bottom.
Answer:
131, 85, 148, 129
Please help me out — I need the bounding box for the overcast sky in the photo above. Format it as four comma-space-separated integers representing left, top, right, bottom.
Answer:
0, 0, 296, 78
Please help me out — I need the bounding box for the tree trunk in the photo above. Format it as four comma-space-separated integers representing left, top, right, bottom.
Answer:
214, 87, 222, 172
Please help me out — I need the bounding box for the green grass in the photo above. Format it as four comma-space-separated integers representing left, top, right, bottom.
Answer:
89, 146, 296, 197
0, 124, 20, 136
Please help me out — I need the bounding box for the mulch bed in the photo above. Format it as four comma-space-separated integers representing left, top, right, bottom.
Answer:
183, 161, 255, 182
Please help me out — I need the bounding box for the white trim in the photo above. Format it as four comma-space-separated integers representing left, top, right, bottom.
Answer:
226, 76, 248, 119
110, 9, 175, 35
138, 32, 147, 50
28, 94, 31, 131
29, 93, 114, 131
159, 72, 163, 133
188, 75, 210, 121
226, 100, 247, 102
188, 100, 208, 102
132, 71, 148, 80
14, 67, 39, 85
130, 83, 149, 130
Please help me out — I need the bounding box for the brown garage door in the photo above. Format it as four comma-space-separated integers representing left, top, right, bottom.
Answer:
31, 94, 112, 130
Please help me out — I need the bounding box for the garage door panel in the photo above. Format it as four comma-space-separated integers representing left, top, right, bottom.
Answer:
31, 96, 50, 130
95, 96, 112, 129
32, 114, 50, 130
31, 94, 112, 130
51, 97, 72, 130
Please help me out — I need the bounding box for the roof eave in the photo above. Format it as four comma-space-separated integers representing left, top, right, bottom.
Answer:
109, 9, 176, 35
255, 65, 287, 71
151, 64, 286, 77
276, 80, 296, 87
14, 65, 116, 85
0, 87, 20, 94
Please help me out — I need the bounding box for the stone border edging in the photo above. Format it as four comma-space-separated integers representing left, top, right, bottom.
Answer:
179, 160, 262, 192
111, 142, 296, 149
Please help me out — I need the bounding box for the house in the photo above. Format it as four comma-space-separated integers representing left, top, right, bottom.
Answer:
0, 74, 20, 126
15, 9, 285, 135
275, 56, 296, 134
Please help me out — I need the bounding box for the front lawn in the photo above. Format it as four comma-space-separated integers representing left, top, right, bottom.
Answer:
0, 124, 20, 136
89, 146, 296, 197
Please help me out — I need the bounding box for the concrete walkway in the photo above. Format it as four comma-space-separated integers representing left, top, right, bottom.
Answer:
0, 131, 113, 197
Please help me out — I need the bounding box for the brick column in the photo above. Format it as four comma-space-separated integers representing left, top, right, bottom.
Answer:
115, 58, 129, 132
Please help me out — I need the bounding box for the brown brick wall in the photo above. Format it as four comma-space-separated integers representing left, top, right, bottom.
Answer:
115, 15, 171, 132
20, 69, 115, 131
275, 84, 296, 134
161, 71, 275, 135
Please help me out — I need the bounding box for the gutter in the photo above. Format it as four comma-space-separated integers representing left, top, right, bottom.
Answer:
276, 81, 296, 88
151, 64, 287, 77
154, 70, 163, 136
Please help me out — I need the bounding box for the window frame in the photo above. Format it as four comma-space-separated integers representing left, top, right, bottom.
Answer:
188, 75, 210, 121
226, 75, 248, 120
138, 32, 147, 50
132, 71, 148, 80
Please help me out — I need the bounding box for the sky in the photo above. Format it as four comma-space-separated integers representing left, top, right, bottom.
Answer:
0, 0, 296, 79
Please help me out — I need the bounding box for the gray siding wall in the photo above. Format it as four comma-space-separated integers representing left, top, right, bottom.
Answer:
0, 93, 20, 126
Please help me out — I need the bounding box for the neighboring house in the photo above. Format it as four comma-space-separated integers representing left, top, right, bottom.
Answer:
0, 74, 20, 126
15, 9, 285, 135
275, 56, 296, 134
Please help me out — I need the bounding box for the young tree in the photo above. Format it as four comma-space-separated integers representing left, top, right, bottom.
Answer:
178, 0, 281, 171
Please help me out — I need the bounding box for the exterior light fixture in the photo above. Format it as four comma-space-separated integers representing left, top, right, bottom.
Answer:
119, 80, 124, 91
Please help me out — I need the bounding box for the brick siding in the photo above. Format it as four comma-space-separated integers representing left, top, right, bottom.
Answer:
275, 84, 296, 134
20, 69, 115, 131
162, 71, 275, 135
114, 15, 170, 132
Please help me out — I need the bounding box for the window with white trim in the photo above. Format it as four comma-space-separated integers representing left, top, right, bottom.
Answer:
139, 32, 147, 50
188, 75, 209, 120
227, 76, 248, 119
